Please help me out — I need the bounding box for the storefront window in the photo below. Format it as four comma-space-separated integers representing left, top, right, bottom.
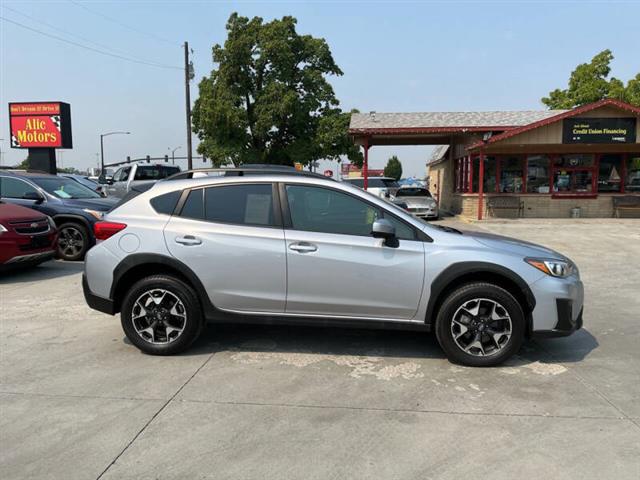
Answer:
472, 157, 479, 192
526, 155, 550, 193
627, 154, 640, 192
483, 156, 497, 193
598, 154, 623, 192
555, 154, 594, 168
553, 170, 593, 194
499, 156, 524, 193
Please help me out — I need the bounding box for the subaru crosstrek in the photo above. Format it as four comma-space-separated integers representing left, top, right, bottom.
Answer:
82, 168, 584, 366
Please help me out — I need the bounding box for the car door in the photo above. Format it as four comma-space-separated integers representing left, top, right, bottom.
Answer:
282, 183, 425, 320
107, 168, 123, 197
164, 182, 287, 313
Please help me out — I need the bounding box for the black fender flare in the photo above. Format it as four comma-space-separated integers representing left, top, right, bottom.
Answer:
425, 261, 536, 327
110, 253, 216, 316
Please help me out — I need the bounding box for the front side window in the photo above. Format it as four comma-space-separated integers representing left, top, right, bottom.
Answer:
0, 177, 39, 198
286, 185, 380, 236
626, 154, 640, 192
111, 168, 123, 182
598, 154, 623, 192
526, 155, 550, 193
205, 184, 274, 226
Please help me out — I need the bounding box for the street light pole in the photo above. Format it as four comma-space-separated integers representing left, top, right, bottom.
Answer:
169, 146, 181, 165
100, 131, 130, 176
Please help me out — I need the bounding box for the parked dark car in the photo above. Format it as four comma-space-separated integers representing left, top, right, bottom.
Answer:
0, 171, 117, 260
0, 201, 58, 270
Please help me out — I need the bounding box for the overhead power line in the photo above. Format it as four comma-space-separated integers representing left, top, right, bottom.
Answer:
2, 5, 170, 66
69, 0, 177, 46
0, 16, 182, 70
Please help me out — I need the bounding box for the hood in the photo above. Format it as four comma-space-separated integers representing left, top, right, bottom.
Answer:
0, 202, 47, 222
61, 197, 118, 211
467, 230, 567, 260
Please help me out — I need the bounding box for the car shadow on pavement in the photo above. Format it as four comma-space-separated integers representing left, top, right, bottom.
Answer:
0, 260, 83, 284
176, 322, 599, 366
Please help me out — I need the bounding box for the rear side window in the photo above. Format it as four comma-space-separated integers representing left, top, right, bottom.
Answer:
181, 189, 204, 220
150, 190, 181, 215
205, 184, 274, 226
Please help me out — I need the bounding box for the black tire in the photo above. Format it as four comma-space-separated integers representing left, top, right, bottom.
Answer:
435, 282, 525, 367
57, 222, 89, 261
121, 275, 203, 355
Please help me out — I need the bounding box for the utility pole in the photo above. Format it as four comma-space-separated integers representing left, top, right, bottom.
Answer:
184, 41, 193, 170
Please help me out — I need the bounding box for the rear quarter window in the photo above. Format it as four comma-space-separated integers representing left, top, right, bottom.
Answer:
150, 190, 181, 215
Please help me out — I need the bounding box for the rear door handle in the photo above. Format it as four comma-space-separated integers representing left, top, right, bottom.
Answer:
175, 235, 202, 246
289, 242, 317, 253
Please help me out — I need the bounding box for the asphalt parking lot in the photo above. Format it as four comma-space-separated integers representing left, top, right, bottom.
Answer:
1, 219, 639, 480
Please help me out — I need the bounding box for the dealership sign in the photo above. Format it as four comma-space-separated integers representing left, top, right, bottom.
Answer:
563, 117, 636, 144
9, 102, 72, 149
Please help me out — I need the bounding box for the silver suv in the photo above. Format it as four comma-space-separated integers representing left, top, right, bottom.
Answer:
83, 168, 584, 366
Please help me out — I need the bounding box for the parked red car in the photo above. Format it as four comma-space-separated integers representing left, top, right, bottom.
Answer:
0, 202, 58, 270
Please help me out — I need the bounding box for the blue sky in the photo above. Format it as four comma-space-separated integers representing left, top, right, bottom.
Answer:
1, 0, 639, 177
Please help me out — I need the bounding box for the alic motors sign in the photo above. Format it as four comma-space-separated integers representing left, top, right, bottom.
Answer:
9, 102, 73, 149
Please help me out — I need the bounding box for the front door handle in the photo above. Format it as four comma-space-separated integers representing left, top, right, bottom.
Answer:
175, 235, 202, 246
289, 242, 317, 253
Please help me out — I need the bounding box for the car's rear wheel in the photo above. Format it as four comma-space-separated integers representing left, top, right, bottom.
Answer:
121, 275, 203, 355
435, 283, 525, 367
57, 222, 89, 261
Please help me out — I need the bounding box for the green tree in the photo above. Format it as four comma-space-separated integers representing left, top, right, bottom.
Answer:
542, 50, 640, 108
384, 155, 402, 180
192, 13, 362, 167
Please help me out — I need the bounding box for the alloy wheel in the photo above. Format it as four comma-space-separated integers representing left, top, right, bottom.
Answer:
131, 289, 187, 344
450, 298, 512, 357
58, 226, 85, 259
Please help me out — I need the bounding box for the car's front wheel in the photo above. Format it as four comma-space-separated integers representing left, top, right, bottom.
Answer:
435, 283, 525, 367
121, 275, 203, 355
57, 222, 89, 261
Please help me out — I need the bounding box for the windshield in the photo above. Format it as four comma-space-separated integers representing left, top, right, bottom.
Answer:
134, 165, 181, 180
33, 177, 101, 199
396, 188, 431, 197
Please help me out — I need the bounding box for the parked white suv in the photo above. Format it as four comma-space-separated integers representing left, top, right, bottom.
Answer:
83, 168, 584, 366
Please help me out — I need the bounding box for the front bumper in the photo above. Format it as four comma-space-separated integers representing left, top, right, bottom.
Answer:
529, 274, 584, 337
83, 273, 116, 315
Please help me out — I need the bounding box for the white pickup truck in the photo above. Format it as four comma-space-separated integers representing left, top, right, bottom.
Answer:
105, 163, 180, 199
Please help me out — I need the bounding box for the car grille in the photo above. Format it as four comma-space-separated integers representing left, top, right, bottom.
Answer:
9, 219, 50, 235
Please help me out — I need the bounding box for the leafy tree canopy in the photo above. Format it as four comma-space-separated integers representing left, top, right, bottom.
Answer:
192, 13, 362, 167
384, 155, 402, 180
542, 50, 640, 109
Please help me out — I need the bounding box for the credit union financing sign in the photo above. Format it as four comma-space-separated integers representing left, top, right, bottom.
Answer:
9, 102, 73, 149
563, 117, 637, 144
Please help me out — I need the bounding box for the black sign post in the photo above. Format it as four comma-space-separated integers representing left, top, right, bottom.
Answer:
563, 117, 637, 144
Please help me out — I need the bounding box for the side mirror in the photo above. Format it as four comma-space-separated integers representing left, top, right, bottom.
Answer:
371, 218, 395, 239
23, 191, 44, 204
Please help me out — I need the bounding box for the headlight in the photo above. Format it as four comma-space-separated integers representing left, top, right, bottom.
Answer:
83, 209, 104, 220
525, 258, 574, 278
0, 223, 7, 234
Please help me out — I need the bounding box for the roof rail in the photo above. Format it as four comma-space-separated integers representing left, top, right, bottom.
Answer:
165, 166, 333, 181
